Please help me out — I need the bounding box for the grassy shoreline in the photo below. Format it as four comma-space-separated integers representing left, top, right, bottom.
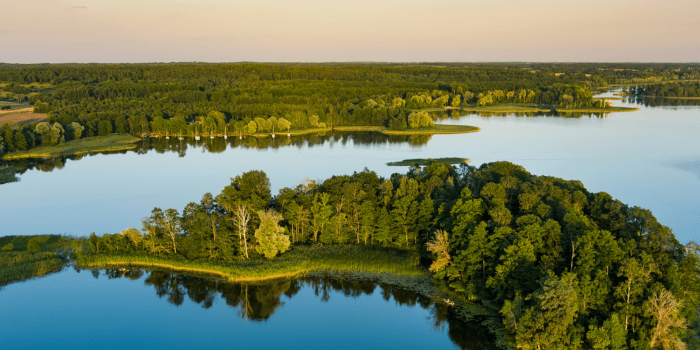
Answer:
553, 106, 638, 113
382, 124, 480, 135
2, 134, 141, 160
76, 245, 425, 283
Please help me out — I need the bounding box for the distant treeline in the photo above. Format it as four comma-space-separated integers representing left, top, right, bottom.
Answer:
627, 82, 700, 98
78, 161, 700, 349
0, 63, 653, 155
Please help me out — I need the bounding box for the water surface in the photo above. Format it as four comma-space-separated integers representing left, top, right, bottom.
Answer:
1, 90, 699, 243
0, 268, 488, 350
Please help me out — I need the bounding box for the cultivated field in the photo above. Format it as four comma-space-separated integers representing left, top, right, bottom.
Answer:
0, 112, 47, 126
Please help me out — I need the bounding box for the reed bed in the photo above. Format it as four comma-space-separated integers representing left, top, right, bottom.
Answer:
76, 245, 425, 282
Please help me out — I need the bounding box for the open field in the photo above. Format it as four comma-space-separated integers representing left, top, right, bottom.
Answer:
387, 157, 469, 166
2, 134, 141, 160
0, 112, 47, 126
0, 107, 34, 115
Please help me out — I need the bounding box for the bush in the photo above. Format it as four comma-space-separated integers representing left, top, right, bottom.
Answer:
1, 243, 13, 251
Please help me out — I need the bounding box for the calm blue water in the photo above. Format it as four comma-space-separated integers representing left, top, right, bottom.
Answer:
0, 268, 479, 349
1, 90, 699, 243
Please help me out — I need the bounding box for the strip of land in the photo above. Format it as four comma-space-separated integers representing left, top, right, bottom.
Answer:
76, 245, 425, 283
2, 134, 141, 160
387, 157, 469, 166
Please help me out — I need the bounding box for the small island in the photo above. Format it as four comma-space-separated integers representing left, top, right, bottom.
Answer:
387, 157, 469, 166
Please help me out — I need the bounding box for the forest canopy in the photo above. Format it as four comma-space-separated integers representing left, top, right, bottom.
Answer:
4, 63, 697, 155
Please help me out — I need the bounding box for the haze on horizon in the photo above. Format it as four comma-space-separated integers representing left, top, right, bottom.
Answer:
2, 0, 698, 63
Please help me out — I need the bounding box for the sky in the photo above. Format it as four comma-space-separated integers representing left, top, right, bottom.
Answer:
1, 0, 698, 63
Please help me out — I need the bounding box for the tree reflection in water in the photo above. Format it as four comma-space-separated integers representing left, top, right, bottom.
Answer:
93, 268, 495, 349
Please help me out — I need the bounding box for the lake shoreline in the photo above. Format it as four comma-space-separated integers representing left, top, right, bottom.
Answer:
1, 124, 480, 160
2, 134, 141, 160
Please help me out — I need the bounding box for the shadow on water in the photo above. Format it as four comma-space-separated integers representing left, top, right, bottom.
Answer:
1, 131, 436, 177
86, 267, 495, 350
623, 95, 700, 108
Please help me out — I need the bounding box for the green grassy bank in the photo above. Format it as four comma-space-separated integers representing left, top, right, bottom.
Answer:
2, 134, 141, 160
76, 245, 425, 283
382, 124, 480, 135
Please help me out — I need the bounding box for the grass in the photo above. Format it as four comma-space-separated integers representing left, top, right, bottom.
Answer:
0, 107, 34, 115
388, 157, 469, 166
382, 124, 480, 135
333, 126, 384, 132
459, 104, 551, 113
2, 134, 141, 160
593, 97, 624, 100
76, 245, 425, 283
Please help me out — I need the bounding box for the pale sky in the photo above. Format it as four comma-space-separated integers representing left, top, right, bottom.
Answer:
1, 0, 698, 63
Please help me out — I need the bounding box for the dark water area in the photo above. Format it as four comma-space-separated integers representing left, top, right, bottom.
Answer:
0, 267, 493, 350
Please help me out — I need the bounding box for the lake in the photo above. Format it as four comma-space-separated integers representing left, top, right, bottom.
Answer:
0, 268, 490, 350
2, 90, 699, 349
1, 90, 698, 244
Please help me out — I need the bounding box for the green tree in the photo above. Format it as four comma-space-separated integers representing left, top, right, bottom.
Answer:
68, 122, 84, 140
310, 193, 332, 243
587, 314, 628, 350
517, 273, 580, 349
247, 121, 257, 134
254, 209, 291, 259
277, 117, 292, 133
97, 120, 113, 136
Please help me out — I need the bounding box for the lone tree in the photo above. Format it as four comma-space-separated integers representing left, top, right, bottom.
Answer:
254, 209, 291, 259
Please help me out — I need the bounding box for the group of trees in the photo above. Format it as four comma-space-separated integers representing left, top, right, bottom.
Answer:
80, 160, 700, 349
0, 63, 638, 155
627, 82, 700, 98
5, 62, 697, 154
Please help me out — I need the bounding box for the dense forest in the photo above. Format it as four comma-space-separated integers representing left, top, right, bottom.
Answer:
627, 82, 700, 98
76, 161, 700, 350
4, 62, 695, 155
